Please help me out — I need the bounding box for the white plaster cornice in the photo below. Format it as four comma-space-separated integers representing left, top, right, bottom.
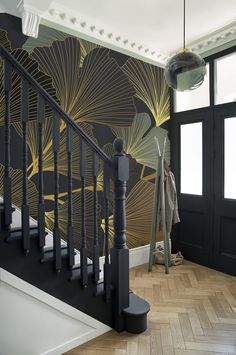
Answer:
42, 4, 166, 67
17, 0, 52, 38
42, 3, 236, 66
188, 22, 236, 56
1, 1, 236, 65
166, 21, 236, 63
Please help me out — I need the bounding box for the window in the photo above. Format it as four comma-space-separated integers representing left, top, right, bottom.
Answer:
215, 52, 236, 105
174, 64, 210, 112
180, 122, 203, 195
224, 117, 236, 199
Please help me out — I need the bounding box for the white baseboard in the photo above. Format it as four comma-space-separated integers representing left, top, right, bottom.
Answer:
129, 239, 171, 269
99, 239, 171, 274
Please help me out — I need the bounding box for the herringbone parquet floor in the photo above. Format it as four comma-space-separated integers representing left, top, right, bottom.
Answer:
65, 261, 236, 355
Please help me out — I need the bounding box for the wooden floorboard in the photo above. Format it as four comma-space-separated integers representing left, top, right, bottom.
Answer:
64, 261, 236, 355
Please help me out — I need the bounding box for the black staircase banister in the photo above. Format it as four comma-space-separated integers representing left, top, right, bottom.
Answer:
0, 45, 111, 165
0, 43, 150, 336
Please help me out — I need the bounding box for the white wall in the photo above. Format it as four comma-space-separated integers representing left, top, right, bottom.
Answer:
0, 268, 110, 355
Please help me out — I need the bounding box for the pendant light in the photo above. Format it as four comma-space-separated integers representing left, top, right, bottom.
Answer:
164, 0, 206, 91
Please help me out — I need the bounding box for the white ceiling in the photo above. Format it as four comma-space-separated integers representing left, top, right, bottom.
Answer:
53, 0, 236, 53
1, 0, 236, 65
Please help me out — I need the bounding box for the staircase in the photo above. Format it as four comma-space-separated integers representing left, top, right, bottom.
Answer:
0, 45, 150, 336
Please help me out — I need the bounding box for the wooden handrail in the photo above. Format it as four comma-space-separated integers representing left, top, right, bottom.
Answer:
0, 45, 112, 165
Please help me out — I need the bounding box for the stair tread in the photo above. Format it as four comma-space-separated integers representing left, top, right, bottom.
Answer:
94, 281, 115, 297
7, 226, 46, 242
43, 244, 67, 254
41, 246, 69, 263
71, 262, 93, 270
70, 263, 94, 281
0, 203, 15, 212
94, 281, 105, 296
123, 292, 150, 317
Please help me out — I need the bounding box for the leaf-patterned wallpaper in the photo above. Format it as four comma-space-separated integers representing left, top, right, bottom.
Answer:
0, 13, 170, 254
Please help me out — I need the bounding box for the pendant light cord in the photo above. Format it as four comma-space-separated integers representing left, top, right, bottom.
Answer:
183, 0, 186, 48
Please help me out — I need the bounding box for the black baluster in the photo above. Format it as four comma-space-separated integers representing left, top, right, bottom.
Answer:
3, 60, 12, 230
93, 152, 100, 284
103, 162, 111, 302
67, 124, 74, 268
53, 110, 61, 272
37, 94, 45, 249
111, 138, 130, 331
80, 139, 88, 287
21, 79, 30, 255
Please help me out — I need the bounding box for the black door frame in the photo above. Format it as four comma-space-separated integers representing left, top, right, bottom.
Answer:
170, 45, 236, 274
213, 104, 236, 274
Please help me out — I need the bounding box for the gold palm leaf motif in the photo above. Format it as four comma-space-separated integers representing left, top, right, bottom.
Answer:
31, 37, 136, 127
0, 48, 58, 126
101, 180, 155, 249
22, 26, 98, 66
14, 120, 97, 181
88, 142, 115, 196
56, 122, 97, 183
0, 163, 38, 218
45, 190, 102, 253
123, 59, 170, 126
112, 112, 170, 170
22, 26, 70, 52
83, 144, 114, 196
0, 29, 11, 122
13, 117, 53, 179
79, 38, 100, 66
0, 29, 11, 51
102, 142, 114, 158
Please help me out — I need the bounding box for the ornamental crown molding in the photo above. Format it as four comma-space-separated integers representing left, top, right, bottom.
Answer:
44, 4, 167, 67
6, 1, 236, 66
167, 21, 236, 61
188, 21, 236, 55
17, 0, 52, 38
43, 4, 236, 66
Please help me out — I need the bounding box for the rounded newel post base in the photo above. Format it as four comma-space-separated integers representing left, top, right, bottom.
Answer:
123, 292, 150, 334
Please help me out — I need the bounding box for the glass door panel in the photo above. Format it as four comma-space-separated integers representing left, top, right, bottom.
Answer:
224, 116, 236, 199
215, 52, 236, 105
180, 122, 203, 195
174, 64, 210, 112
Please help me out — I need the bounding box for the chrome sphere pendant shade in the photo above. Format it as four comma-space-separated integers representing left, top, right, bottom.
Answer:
164, 0, 206, 91
164, 49, 206, 91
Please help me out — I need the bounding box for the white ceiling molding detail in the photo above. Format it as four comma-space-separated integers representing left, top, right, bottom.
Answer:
188, 22, 236, 56
17, 0, 53, 38
1, 0, 236, 66
42, 0, 236, 66
43, 5, 168, 65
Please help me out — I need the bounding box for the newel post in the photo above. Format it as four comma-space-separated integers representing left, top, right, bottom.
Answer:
111, 138, 130, 332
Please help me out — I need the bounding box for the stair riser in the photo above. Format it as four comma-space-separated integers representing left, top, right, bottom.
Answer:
0, 229, 114, 328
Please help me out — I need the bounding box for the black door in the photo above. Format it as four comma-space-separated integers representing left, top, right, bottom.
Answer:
213, 104, 236, 275
171, 103, 236, 276
171, 108, 214, 268
170, 47, 236, 276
